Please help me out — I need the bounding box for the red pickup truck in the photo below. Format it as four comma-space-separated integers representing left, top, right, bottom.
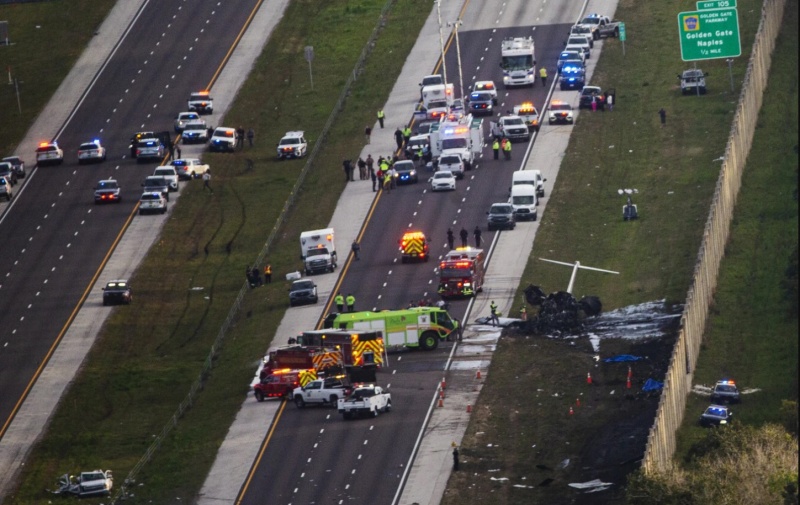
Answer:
254, 370, 300, 401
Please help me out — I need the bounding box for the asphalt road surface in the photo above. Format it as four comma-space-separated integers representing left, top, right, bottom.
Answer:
0, 0, 262, 440
237, 10, 575, 505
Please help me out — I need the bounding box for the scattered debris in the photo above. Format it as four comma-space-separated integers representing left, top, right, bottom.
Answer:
48, 470, 113, 497
490, 477, 509, 482
557, 458, 570, 469
568, 478, 613, 492
642, 379, 663, 392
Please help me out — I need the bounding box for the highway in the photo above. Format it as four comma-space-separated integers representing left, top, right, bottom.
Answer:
0, 0, 263, 442
236, 0, 585, 502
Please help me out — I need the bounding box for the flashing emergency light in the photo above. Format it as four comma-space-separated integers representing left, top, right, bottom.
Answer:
39, 142, 49, 147
719, 380, 735, 385
197, 90, 210, 96
326, 234, 333, 241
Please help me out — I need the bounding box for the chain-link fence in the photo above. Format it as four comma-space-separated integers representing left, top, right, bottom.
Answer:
641, 0, 787, 474
111, 0, 398, 500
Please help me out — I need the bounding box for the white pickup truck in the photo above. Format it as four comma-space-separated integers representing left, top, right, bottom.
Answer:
293, 378, 352, 408
337, 385, 392, 419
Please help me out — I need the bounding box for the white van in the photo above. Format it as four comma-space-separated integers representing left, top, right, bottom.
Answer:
509, 185, 538, 221
512, 170, 546, 199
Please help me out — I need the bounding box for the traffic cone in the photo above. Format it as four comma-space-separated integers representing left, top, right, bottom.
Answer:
569, 406, 574, 415
576, 398, 581, 407
587, 372, 592, 385
476, 370, 482, 380
439, 388, 445, 400
438, 397, 444, 407
466, 404, 472, 413
441, 378, 447, 390
627, 366, 632, 379
626, 377, 632, 389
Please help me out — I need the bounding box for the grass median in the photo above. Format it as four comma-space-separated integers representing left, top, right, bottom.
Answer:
6, 0, 432, 502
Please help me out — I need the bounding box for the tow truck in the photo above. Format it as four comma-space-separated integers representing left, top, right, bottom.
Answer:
437, 247, 485, 298
513, 102, 541, 131
324, 306, 459, 351
399, 231, 429, 263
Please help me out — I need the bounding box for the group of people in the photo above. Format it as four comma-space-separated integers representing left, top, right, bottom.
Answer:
235, 126, 255, 149
245, 264, 272, 288
446, 226, 483, 249
491, 137, 513, 160
334, 292, 357, 312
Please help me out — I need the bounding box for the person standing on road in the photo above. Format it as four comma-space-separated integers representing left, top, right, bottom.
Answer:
377, 108, 385, 128
447, 228, 455, 250
351, 240, 361, 261
606, 93, 614, 112
383, 171, 392, 192
335, 292, 345, 313
176, 146, 182, 159
658, 108, 666, 126
402, 126, 412, 145
459, 227, 468, 248
346, 293, 356, 312
394, 127, 404, 151
263, 263, 272, 283
247, 127, 255, 147
365, 126, 372, 144
502, 139, 512, 160
202, 170, 212, 193
168, 142, 175, 161
492, 138, 500, 160
357, 157, 367, 180
474, 226, 482, 248
490, 301, 499, 326
236, 126, 245, 149
539, 66, 548, 87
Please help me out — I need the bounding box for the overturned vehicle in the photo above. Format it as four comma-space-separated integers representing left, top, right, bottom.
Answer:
50, 470, 113, 498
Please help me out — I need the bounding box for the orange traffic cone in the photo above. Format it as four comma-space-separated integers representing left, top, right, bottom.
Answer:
438, 397, 444, 407
476, 370, 482, 380
441, 378, 447, 390
439, 388, 445, 400
576, 398, 581, 407
569, 406, 574, 415
627, 366, 632, 379
587, 372, 592, 385
626, 377, 632, 389
466, 404, 472, 413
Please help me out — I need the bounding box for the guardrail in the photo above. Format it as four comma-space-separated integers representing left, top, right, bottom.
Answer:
110, 0, 398, 500
641, 0, 787, 474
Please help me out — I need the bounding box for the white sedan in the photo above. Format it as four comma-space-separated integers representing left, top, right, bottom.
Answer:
430, 170, 456, 192
170, 158, 210, 180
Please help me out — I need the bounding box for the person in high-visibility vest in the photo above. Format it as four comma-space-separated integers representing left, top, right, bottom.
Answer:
402, 126, 412, 144
490, 301, 499, 326
377, 109, 385, 128
519, 305, 527, 321
263, 263, 272, 284
335, 292, 345, 312
346, 294, 356, 312
502, 138, 512, 160
539, 66, 548, 86
492, 139, 500, 160
383, 172, 392, 192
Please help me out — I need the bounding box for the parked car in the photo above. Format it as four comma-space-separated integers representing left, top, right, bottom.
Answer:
1, 156, 26, 178
430, 170, 456, 192
102, 280, 131, 306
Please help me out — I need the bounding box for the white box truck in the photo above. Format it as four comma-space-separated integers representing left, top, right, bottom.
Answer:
300, 228, 337, 275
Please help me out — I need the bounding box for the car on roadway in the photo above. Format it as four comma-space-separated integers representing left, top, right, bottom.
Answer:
699, 405, 733, 427
35, 142, 64, 166
0, 177, 12, 201
430, 170, 456, 192
209, 127, 236, 152
142, 175, 170, 200
276, 131, 308, 159
467, 91, 495, 116
187, 91, 213, 114
102, 280, 132, 306
94, 179, 121, 204
565, 35, 592, 59
559, 66, 586, 90
711, 380, 741, 403
289, 279, 319, 307
171, 158, 210, 180
404, 134, 430, 160
436, 153, 466, 179
1, 156, 26, 178
134, 138, 165, 162
579, 86, 605, 109
153, 166, 179, 192
138, 191, 168, 215
0, 161, 18, 186
560, 58, 585, 76
471, 80, 498, 105
557, 50, 585, 72
181, 120, 209, 144
487, 202, 516, 231
548, 101, 574, 124
569, 24, 595, 47
416, 121, 437, 136
393, 160, 418, 184
450, 98, 465, 114
77, 140, 107, 164
174, 111, 201, 132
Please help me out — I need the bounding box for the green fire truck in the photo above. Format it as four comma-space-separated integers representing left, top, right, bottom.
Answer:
323, 307, 459, 350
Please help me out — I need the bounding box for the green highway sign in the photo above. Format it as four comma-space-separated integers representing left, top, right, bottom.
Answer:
619, 22, 626, 41
697, 0, 736, 10
678, 8, 741, 61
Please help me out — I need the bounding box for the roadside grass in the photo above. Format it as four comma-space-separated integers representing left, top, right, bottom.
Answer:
444, 0, 781, 503
0, 0, 116, 154
675, 0, 798, 460
6, 0, 432, 502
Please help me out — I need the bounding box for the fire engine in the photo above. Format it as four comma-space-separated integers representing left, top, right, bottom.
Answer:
399, 231, 429, 263
324, 307, 459, 351
437, 247, 485, 298
255, 345, 345, 401
296, 330, 385, 382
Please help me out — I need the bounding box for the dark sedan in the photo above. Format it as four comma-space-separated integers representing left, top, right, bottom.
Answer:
102, 280, 132, 306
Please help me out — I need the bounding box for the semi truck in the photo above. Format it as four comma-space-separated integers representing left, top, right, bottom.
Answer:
430, 114, 483, 170
437, 247, 486, 298
300, 228, 337, 275
500, 36, 536, 87
323, 307, 459, 351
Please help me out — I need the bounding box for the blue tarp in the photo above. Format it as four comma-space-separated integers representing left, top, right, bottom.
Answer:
603, 354, 643, 363
642, 379, 663, 392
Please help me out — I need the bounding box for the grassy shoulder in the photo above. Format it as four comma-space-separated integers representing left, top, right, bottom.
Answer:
674, 0, 798, 459
0, 0, 116, 154
6, 0, 432, 502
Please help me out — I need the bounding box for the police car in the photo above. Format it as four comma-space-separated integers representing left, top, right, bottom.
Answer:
277, 131, 307, 159
699, 405, 733, 427
559, 66, 586, 90
134, 138, 165, 162
513, 103, 541, 131
471, 81, 498, 105
209, 127, 236, 152
35, 142, 64, 166
174, 111, 201, 132
393, 160, 418, 184
181, 120, 209, 144
187, 91, 213, 114
547, 101, 574, 125
711, 380, 741, 403
138, 192, 168, 215
77, 140, 107, 164
94, 179, 121, 204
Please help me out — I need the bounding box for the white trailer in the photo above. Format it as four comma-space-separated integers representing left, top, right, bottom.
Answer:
500, 36, 536, 87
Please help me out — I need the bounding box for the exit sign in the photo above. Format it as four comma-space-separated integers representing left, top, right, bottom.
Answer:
678, 8, 741, 61
697, 0, 736, 9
